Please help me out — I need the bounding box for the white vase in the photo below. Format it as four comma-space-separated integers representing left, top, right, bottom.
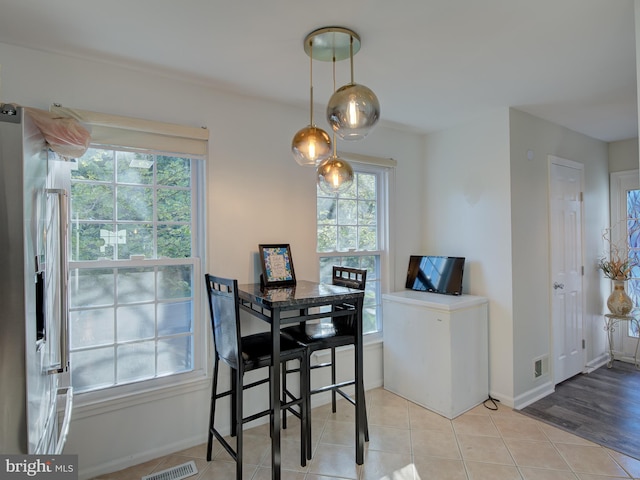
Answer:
607, 280, 633, 316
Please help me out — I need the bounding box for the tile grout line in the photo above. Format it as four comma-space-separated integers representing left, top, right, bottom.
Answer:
448, 416, 471, 480
489, 411, 539, 480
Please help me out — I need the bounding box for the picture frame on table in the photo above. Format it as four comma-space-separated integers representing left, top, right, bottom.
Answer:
258, 244, 296, 287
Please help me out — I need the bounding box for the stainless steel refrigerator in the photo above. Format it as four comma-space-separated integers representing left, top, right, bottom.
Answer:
0, 104, 73, 454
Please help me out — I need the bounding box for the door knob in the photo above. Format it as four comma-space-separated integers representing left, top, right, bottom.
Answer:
553, 282, 564, 290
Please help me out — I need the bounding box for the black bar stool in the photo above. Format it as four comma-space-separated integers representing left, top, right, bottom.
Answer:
281, 266, 369, 458
204, 274, 308, 479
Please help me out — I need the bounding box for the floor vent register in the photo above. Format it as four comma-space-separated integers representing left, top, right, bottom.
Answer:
141, 461, 198, 480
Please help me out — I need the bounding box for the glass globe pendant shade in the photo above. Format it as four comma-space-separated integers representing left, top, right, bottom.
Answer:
327, 83, 380, 141
316, 155, 354, 195
291, 125, 332, 166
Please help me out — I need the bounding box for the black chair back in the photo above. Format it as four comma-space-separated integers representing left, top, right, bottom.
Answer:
205, 274, 242, 370
331, 266, 366, 334
332, 266, 367, 290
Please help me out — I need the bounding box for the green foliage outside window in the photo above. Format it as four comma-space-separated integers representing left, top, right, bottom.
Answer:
71, 148, 192, 261
316, 173, 377, 253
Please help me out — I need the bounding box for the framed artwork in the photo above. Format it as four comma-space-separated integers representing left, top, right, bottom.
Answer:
259, 244, 296, 287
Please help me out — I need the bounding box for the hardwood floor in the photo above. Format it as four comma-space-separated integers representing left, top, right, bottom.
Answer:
520, 360, 640, 460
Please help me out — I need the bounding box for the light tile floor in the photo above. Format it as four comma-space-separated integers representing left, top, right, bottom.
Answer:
95, 388, 640, 480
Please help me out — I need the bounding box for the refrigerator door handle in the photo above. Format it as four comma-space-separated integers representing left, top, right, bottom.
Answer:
54, 386, 73, 455
46, 188, 70, 374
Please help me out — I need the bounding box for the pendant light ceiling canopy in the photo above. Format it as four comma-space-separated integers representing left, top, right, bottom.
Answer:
302, 26, 361, 61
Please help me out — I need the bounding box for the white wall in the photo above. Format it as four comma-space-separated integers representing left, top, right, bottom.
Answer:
509, 109, 609, 407
423, 108, 610, 409
0, 42, 424, 478
609, 138, 639, 173
423, 109, 515, 402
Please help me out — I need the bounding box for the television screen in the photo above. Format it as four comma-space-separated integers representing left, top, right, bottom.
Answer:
405, 255, 465, 295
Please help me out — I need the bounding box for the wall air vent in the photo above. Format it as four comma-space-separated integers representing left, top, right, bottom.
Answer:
533, 355, 549, 379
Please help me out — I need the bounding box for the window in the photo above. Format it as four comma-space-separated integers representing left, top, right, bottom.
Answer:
51, 105, 209, 398
611, 170, 640, 340
627, 188, 640, 337
69, 148, 204, 394
316, 163, 390, 335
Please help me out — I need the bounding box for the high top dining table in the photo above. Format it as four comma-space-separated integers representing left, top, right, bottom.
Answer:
237, 280, 366, 480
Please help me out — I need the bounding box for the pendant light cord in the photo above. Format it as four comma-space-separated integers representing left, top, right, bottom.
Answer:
350, 34, 355, 84
309, 39, 314, 126
332, 55, 338, 156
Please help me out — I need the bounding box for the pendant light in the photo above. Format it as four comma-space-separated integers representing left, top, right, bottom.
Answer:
292, 27, 377, 194
291, 39, 332, 166
316, 146, 354, 195
293, 27, 380, 167
326, 30, 380, 141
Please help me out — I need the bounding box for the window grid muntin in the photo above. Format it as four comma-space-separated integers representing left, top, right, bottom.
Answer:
316, 172, 379, 253
69, 259, 196, 393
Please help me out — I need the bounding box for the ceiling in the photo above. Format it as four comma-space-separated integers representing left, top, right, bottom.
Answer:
0, 0, 637, 142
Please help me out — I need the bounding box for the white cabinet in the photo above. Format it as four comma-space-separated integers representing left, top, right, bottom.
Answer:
382, 290, 489, 419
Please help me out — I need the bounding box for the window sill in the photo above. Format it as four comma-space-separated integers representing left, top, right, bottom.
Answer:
71, 370, 209, 420
365, 331, 383, 346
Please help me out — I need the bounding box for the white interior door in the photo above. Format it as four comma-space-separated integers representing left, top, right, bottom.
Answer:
549, 156, 584, 384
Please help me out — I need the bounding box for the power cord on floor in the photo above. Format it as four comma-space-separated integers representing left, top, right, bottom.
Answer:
483, 394, 500, 411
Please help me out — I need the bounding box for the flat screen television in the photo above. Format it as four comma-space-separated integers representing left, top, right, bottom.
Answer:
405, 255, 465, 295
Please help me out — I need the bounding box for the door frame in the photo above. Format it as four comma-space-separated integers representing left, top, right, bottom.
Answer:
610, 169, 640, 358
548, 155, 586, 384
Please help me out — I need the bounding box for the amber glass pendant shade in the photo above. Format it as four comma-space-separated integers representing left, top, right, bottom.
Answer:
316, 155, 354, 195
327, 83, 380, 141
291, 125, 332, 166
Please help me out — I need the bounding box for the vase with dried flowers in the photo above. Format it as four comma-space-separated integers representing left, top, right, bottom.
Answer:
598, 227, 634, 316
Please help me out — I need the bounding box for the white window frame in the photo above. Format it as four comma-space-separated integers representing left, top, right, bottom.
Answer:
316, 157, 395, 341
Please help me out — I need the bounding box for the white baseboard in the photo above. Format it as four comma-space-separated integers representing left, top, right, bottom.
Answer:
79, 434, 206, 480
485, 389, 514, 409
585, 354, 609, 373
512, 381, 554, 410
